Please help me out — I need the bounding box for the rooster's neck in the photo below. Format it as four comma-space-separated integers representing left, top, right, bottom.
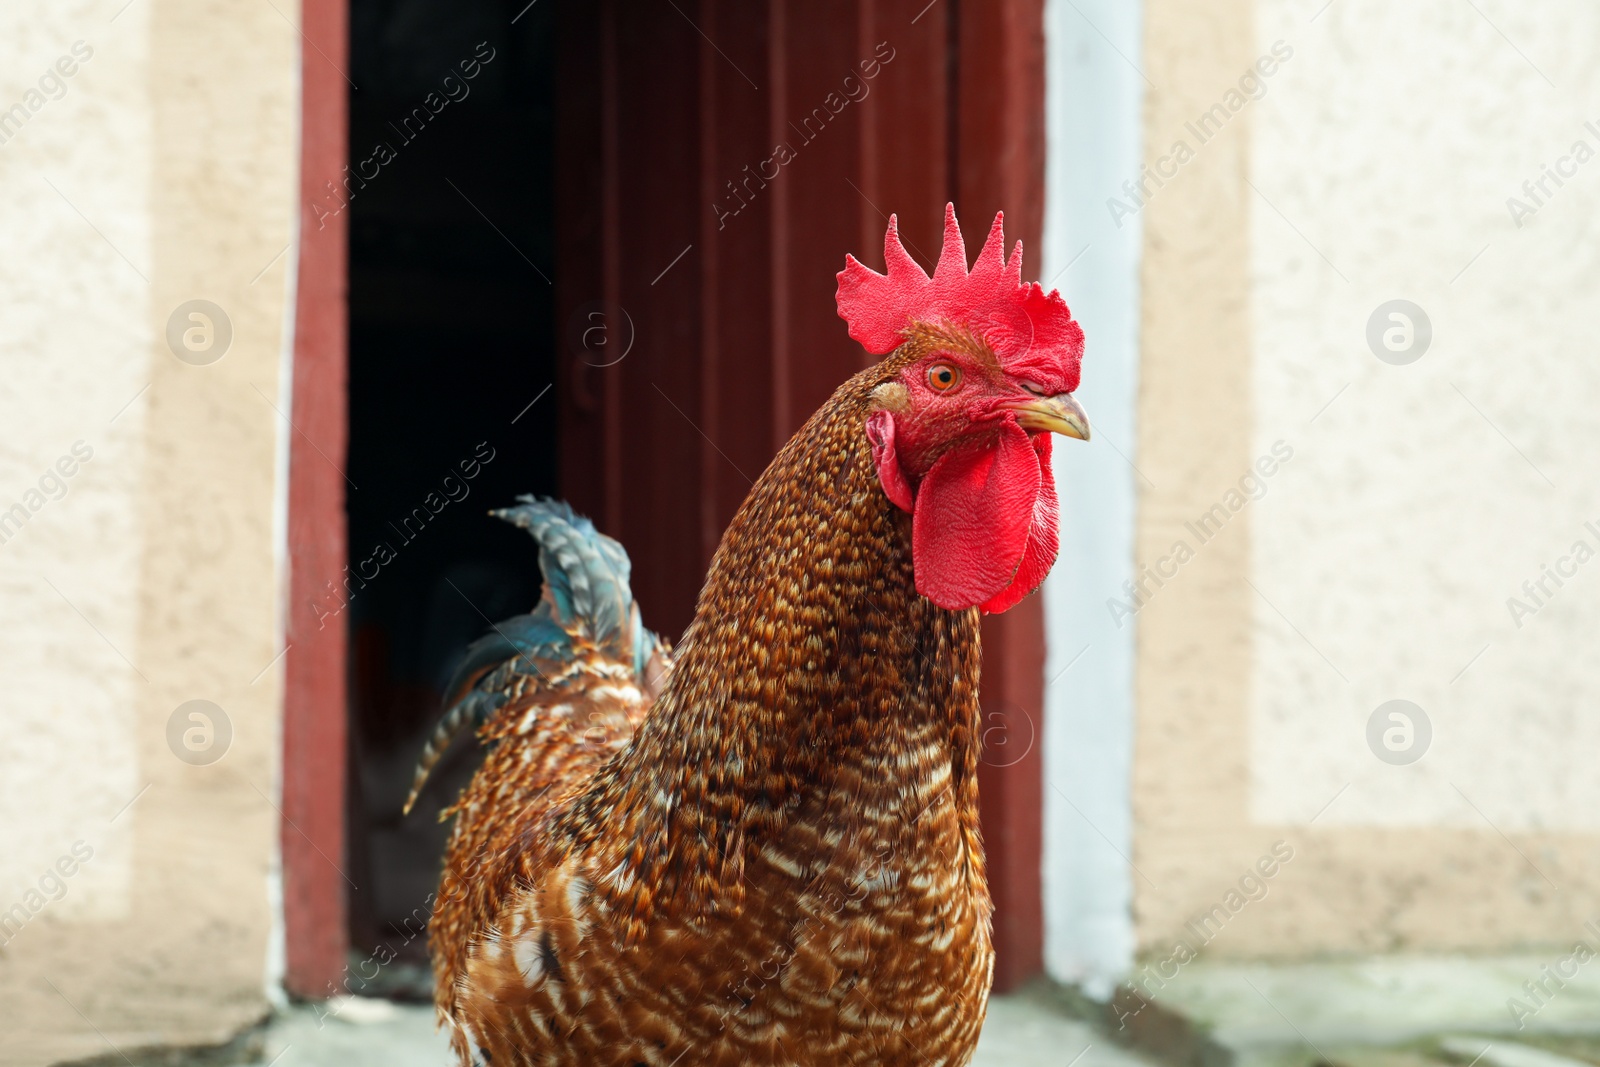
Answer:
574, 361, 984, 910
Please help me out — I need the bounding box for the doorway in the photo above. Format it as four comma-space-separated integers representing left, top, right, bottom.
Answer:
285, 0, 1049, 998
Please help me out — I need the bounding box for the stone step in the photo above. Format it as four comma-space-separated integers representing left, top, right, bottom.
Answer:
1439, 1036, 1597, 1067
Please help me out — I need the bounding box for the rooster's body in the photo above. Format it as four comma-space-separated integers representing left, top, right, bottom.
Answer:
418, 206, 1090, 1066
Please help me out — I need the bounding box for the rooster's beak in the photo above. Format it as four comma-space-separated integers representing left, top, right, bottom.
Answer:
1010, 393, 1090, 441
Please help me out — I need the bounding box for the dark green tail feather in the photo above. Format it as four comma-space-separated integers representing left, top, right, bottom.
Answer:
402, 498, 661, 816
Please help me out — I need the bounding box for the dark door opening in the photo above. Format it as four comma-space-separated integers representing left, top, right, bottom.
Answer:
344, 0, 557, 981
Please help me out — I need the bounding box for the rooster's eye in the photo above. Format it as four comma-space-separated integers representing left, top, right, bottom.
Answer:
927, 363, 962, 393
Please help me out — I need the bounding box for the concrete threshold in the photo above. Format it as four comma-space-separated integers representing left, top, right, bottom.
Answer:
54, 955, 1600, 1067
48, 986, 1158, 1067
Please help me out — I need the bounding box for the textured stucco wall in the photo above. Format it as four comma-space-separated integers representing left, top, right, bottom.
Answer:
0, 2, 297, 1063
1129, 0, 1263, 958
1134, 0, 1600, 962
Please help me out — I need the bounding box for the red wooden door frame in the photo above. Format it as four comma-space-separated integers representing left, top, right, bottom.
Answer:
283, 0, 350, 998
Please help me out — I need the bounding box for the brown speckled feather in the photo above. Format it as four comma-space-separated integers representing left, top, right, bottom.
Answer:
432, 346, 993, 1066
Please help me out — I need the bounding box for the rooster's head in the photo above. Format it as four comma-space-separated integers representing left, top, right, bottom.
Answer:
836, 203, 1088, 615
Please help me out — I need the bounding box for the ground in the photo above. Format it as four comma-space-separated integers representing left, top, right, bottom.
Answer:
71, 954, 1600, 1067
246, 987, 1153, 1067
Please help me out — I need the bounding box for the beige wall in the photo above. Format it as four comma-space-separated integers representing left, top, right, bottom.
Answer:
0, 2, 297, 1063
1135, 0, 1600, 960
1132, 0, 1266, 957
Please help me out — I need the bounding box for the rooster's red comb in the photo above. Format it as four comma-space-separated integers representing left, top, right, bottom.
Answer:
835, 203, 1083, 393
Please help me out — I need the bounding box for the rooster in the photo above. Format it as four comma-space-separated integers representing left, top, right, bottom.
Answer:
418, 205, 1088, 1066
